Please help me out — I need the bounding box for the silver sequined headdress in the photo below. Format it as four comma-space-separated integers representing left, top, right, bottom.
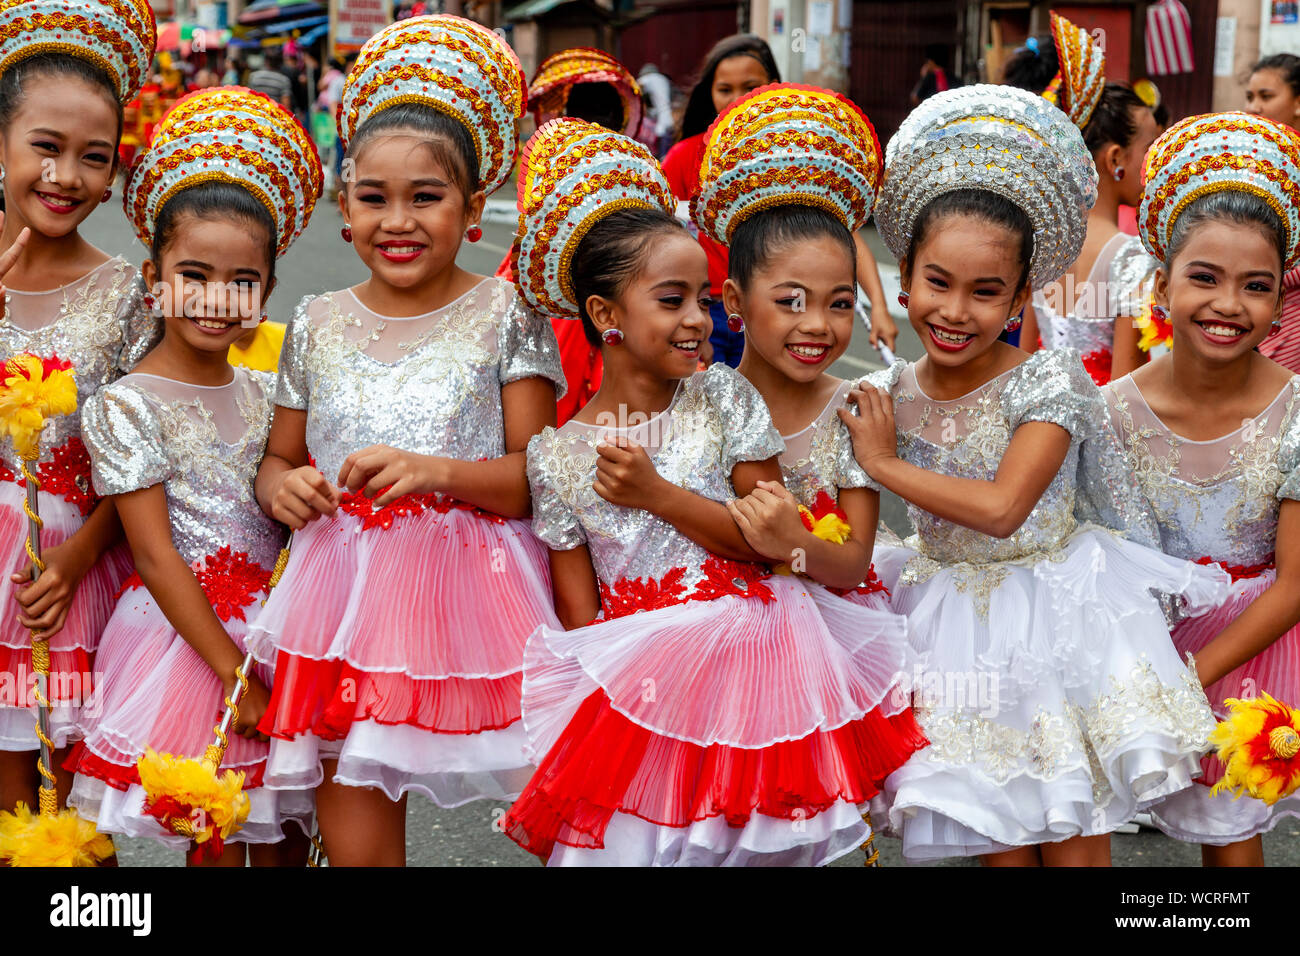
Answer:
875, 84, 1097, 289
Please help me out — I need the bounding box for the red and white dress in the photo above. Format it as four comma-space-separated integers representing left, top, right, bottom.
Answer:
503, 364, 925, 866
0, 258, 156, 752
250, 278, 566, 805
1106, 373, 1300, 844
68, 368, 309, 847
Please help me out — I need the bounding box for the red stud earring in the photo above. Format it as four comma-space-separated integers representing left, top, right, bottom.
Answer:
1113, 166, 1126, 182
1151, 304, 1168, 322
341, 224, 352, 243
897, 291, 910, 309
466, 224, 482, 242
727, 312, 744, 332
101, 188, 112, 203
601, 328, 624, 345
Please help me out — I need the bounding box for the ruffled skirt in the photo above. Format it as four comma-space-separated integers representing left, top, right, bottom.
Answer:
67, 587, 310, 848
873, 525, 1229, 862
0, 485, 132, 751
503, 576, 925, 866
1149, 570, 1300, 845
250, 506, 558, 805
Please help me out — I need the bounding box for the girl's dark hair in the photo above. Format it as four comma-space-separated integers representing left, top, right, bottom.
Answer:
906, 188, 1035, 291
571, 207, 687, 347
1165, 190, 1287, 270
0, 52, 124, 141
565, 81, 625, 132
1000, 35, 1058, 93
1252, 53, 1300, 96
729, 204, 856, 289
1081, 82, 1149, 155
346, 102, 479, 200
679, 35, 779, 140
151, 181, 278, 287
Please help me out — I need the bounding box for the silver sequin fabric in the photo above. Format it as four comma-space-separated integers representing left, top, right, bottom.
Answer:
528, 363, 784, 588
861, 347, 1160, 562
778, 378, 870, 508
82, 367, 285, 569
275, 277, 566, 479
1105, 374, 1300, 566
0, 258, 158, 477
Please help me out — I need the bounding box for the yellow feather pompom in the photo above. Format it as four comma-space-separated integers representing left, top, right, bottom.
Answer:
775, 503, 854, 575
1209, 693, 1300, 806
136, 748, 250, 849
0, 803, 114, 867
0, 354, 78, 459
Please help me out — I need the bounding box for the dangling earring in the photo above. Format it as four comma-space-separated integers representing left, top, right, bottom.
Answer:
601, 328, 624, 345
1004, 313, 1022, 333
258, 309, 269, 325
726, 312, 744, 332
465, 224, 482, 242
1271, 317, 1284, 335
144, 290, 162, 318
897, 291, 910, 309
1150, 304, 1168, 322
1112, 166, 1126, 182
341, 224, 352, 243
101, 188, 112, 203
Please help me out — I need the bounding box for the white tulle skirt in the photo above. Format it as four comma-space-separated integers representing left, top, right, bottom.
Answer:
870, 524, 1229, 862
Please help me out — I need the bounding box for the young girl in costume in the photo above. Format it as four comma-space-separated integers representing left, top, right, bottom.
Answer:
1023, 14, 1162, 382
249, 15, 566, 867
691, 84, 893, 608
67, 86, 321, 865
501, 118, 924, 866
843, 85, 1229, 866
0, 0, 158, 813
1105, 113, 1300, 865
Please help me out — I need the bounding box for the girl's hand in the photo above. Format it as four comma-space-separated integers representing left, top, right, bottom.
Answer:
839, 386, 898, 475
869, 308, 899, 351
337, 445, 444, 507
593, 438, 665, 511
10, 539, 92, 639
270, 465, 339, 530
726, 480, 808, 563
0, 216, 31, 320
223, 672, 271, 741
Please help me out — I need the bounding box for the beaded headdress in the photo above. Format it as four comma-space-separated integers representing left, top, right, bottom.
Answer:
528, 47, 643, 137
126, 87, 323, 257
1042, 12, 1105, 129
0, 0, 156, 103
339, 14, 526, 194
1139, 111, 1300, 270
693, 83, 882, 245
513, 118, 674, 319
875, 84, 1096, 290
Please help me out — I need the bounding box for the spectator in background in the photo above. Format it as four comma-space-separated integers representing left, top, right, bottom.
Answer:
909, 44, 953, 105
247, 47, 292, 110
222, 55, 245, 86
1000, 34, 1057, 90
1245, 53, 1300, 372
281, 45, 311, 126
638, 62, 674, 157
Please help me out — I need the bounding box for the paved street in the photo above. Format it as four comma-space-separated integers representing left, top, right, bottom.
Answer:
77, 194, 1298, 867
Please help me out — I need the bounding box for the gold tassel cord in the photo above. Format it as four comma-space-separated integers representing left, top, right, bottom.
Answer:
20, 454, 57, 815
861, 810, 880, 867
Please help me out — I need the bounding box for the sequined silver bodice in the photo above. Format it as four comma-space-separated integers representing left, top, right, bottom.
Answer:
275, 278, 565, 479
778, 379, 870, 508
1032, 234, 1156, 358
0, 257, 157, 476
82, 368, 284, 569
1105, 374, 1300, 566
528, 364, 784, 588
864, 347, 1157, 563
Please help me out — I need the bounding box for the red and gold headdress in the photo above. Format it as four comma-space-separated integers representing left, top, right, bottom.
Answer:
339, 14, 526, 194
126, 86, 323, 258
1042, 12, 1105, 130
513, 119, 674, 319
528, 47, 643, 137
0, 0, 156, 104
694, 84, 882, 245
1139, 111, 1300, 270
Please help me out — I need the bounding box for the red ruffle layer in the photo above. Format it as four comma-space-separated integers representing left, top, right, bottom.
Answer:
257, 651, 523, 740
503, 689, 927, 859
65, 741, 268, 791
0, 643, 94, 705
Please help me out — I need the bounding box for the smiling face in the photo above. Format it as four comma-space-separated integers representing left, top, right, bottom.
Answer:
143, 215, 275, 354
1245, 69, 1300, 130
1159, 219, 1283, 363
339, 131, 485, 294
0, 74, 118, 239
902, 212, 1030, 368
726, 233, 855, 383
587, 231, 711, 380
710, 54, 770, 115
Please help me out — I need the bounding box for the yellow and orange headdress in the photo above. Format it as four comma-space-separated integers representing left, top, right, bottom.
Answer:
1042, 12, 1105, 130
529, 47, 643, 137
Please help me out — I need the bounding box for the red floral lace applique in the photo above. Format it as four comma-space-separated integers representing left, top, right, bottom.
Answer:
338, 486, 439, 531
829, 563, 891, 599
599, 557, 775, 619
693, 555, 775, 604
33, 436, 99, 516
1080, 348, 1112, 386
194, 546, 272, 622
0, 460, 14, 484
1194, 554, 1274, 583
599, 566, 688, 618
